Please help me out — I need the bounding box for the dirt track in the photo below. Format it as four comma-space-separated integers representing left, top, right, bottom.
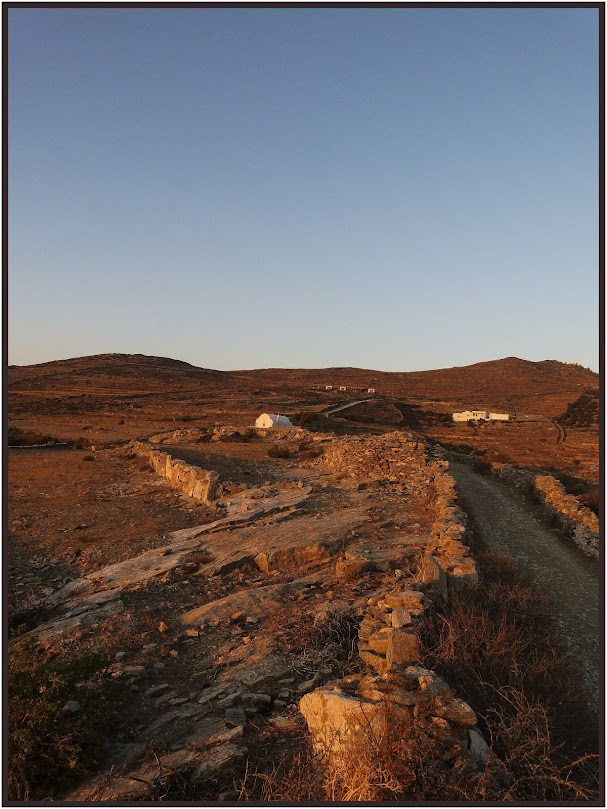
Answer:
449, 460, 599, 708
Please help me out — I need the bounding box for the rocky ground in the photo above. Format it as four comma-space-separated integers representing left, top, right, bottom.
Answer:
8, 425, 487, 800
7, 354, 599, 801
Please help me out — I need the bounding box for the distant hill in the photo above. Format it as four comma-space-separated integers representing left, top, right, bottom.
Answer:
7, 353, 233, 396
8, 353, 598, 417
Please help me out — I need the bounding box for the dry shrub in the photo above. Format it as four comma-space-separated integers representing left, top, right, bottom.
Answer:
419, 546, 599, 800
241, 695, 496, 802
8, 638, 122, 801
578, 486, 600, 516
267, 444, 290, 459
263, 609, 362, 681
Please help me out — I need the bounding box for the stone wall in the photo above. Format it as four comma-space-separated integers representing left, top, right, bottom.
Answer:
491, 462, 599, 560
300, 431, 488, 775
132, 440, 219, 504
534, 475, 599, 559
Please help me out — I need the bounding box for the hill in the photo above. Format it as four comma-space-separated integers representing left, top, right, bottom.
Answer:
8, 353, 598, 483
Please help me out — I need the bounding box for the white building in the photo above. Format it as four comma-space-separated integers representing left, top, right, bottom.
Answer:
453, 410, 510, 422
453, 410, 489, 422
255, 413, 293, 429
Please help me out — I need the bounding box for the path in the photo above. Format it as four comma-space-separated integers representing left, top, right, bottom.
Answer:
449, 459, 599, 708
322, 399, 369, 416
549, 418, 567, 443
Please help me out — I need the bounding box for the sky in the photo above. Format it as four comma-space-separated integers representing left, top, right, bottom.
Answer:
8, 6, 600, 372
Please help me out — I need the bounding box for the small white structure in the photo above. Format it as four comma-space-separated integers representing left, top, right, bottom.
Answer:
339, 386, 347, 391
255, 413, 293, 429
453, 410, 510, 422
325, 385, 333, 390
368, 388, 376, 394
453, 410, 489, 422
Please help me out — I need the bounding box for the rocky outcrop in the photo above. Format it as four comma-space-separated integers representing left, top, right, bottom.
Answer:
132, 441, 220, 503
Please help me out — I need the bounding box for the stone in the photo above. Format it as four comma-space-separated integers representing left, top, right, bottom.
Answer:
190, 744, 245, 783
225, 708, 248, 728
468, 728, 490, 763
434, 696, 477, 728
419, 556, 448, 599
216, 694, 239, 709
359, 648, 391, 675
145, 683, 171, 697
62, 700, 80, 714
386, 630, 420, 667
391, 608, 412, 628
242, 692, 272, 708
366, 631, 390, 656
335, 558, 370, 579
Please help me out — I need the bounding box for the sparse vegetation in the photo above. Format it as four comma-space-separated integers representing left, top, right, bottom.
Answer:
8, 640, 122, 801
267, 444, 290, 459
419, 546, 598, 799
558, 391, 599, 428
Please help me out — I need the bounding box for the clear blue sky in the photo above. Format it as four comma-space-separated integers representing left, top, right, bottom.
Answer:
8, 7, 599, 372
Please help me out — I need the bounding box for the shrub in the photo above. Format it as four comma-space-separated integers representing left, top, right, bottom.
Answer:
267, 444, 290, 459
8, 640, 121, 800
418, 547, 598, 799
578, 487, 599, 516
8, 427, 58, 446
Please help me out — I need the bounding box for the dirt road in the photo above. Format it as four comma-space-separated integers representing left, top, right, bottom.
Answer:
449, 460, 599, 708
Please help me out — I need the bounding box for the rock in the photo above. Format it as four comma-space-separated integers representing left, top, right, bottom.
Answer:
225, 708, 248, 728
366, 630, 390, 656
297, 677, 319, 693
335, 558, 370, 579
386, 630, 420, 667
468, 728, 490, 763
391, 608, 412, 628
145, 683, 172, 697
359, 648, 391, 675
115, 651, 126, 662
419, 556, 448, 599
216, 694, 239, 709
185, 629, 199, 638
434, 696, 477, 728
190, 744, 245, 784
62, 700, 81, 714
242, 692, 272, 708
300, 683, 412, 760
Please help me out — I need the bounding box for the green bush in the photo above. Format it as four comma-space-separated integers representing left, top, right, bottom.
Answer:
8, 640, 120, 801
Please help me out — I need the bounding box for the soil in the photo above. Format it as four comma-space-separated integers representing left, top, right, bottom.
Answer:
6, 352, 599, 800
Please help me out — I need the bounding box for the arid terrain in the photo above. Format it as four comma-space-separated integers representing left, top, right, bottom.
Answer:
7, 354, 600, 802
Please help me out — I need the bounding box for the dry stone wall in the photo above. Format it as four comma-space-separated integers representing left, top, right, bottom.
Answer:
534, 475, 599, 559
490, 462, 599, 559
132, 440, 219, 504
301, 431, 489, 775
